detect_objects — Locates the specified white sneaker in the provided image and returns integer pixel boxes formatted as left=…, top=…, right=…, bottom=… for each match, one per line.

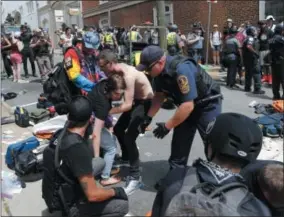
left=13, top=79, right=18, bottom=83
left=123, top=176, right=142, bottom=196
left=17, top=79, right=29, bottom=83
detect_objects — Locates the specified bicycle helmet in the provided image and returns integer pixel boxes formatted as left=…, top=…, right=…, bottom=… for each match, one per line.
left=205, top=113, right=262, bottom=163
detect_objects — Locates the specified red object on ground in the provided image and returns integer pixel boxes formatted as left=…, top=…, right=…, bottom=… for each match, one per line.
left=268, top=74, right=272, bottom=85
left=48, top=106, right=56, bottom=113
left=261, top=75, right=269, bottom=82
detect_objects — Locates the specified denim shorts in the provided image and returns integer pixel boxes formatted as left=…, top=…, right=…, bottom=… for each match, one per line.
left=212, top=45, right=221, bottom=51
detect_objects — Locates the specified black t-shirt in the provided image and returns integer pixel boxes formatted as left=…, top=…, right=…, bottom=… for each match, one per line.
left=60, top=130, right=93, bottom=200
left=241, top=160, right=284, bottom=216
left=88, top=80, right=112, bottom=121
left=258, top=28, right=273, bottom=51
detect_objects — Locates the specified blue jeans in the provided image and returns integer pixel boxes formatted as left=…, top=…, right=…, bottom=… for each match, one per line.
left=100, top=128, right=117, bottom=179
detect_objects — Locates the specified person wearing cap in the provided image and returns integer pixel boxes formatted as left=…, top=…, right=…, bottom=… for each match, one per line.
left=186, top=23, right=204, bottom=62
left=102, top=27, right=118, bottom=52
left=63, top=30, right=102, bottom=93
left=98, top=49, right=153, bottom=195
left=266, top=15, right=276, bottom=32
left=210, top=24, right=222, bottom=66
left=222, top=26, right=243, bottom=88
left=269, top=23, right=284, bottom=100
left=166, top=24, right=184, bottom=56
left=30, top=31, right=52, bottom=83
left=50, top=96, right=129, bottom=217
left=137, top=46, right=222, bottom=184
left=151, top=113, right=270, bottom=217
left=243, top=26, right=265, bottom=94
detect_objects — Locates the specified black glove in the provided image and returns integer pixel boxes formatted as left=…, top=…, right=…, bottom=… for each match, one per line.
left=138, top=115, right=152, bottom=134
left=113, top=187, right=128, bottom=200
left=153, top=122, right=170, bottom=139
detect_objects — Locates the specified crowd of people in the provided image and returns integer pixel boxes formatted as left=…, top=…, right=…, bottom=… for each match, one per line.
left=1, top=23, right=54, bottom=83
left=1, top=15, right=284, bottom=217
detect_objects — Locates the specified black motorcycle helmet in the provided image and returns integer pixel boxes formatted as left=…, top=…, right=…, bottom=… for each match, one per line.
left=229, top=25, right=238, bottom=35
left=205, top=113, right=262, bottom=164
left=246, top=26, right=257, bottom=37
left=274, top=23, right=284, bottom=35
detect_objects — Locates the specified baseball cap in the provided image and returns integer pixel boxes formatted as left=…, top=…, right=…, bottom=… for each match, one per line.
left=266, top=15, right=275, bottom=21
left=83, top=31, right=100, bottom=49
left=136, top=45, right=164, bottom=71
left=68, top=96, right=93, bottom=122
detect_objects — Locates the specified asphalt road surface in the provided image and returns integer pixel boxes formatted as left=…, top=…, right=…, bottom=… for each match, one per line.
left=1, top=62, right=274, bottom=216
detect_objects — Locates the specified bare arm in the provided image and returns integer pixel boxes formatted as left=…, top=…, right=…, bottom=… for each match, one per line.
left=109, top=76, right=134, bottom=114
left=2, top=37, right=11, bottom=49
left=79, top=174, right=115, bottom=202
left=165, top=101, right=194, bottom=129
left=147, top=92, right=165, bottom=118
left=92, top=118, right=105, bottom=158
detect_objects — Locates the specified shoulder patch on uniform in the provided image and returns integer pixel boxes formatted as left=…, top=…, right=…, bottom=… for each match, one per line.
left=64, top=56, right=73, bottom=69
left=177, top=75, right=190, bottom=94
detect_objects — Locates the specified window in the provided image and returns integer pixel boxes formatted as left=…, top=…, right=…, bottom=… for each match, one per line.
left=153, top=3, right=173, bottom=26
left=99, top=17, right=109, bottom=28
left=26, top=1, right=34, bottom=14
left=19, top=6, right=23, bottom=15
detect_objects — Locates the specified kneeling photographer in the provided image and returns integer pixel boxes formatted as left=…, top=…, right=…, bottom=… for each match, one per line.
left=42, top=96, right=128, bottom=217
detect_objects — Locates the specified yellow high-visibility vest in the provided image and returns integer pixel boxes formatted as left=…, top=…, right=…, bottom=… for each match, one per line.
left=130, top=31, right=138, bottom=41
left=167, top=32, right=176, bottom=46
left=104, top=33, right=113, bottom=45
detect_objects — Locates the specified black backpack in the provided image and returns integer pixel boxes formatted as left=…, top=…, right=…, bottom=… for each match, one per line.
left=42, top=123, right=79, bottom=217
left=153, top=167, right=271, bottom=217
left=43, top=47, right=81, bottom=115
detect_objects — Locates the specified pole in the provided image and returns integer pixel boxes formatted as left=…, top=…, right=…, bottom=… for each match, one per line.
left=205, top=1, right=212, bottom=65
left=156, top=0, right=167, bottom=50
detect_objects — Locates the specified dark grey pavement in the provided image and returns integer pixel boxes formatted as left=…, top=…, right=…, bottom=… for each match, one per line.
left=1, top=66, right=275, bottom=216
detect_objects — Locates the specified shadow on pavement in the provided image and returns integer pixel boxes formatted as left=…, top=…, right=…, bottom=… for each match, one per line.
left=21, top=172, right=43, bottom=182
left=245, top=92, right=272, bottom=100
left=42, top=208, right=61, bottom=216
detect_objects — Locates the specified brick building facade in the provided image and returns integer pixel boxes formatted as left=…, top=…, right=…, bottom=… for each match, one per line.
left=82, top=0, right=260, bottom=34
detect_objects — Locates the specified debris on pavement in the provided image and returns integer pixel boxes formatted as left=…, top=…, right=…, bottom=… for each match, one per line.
left=1, top=170, right=23, bottom=199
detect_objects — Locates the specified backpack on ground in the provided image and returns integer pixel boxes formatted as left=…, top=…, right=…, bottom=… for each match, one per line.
left=14, top=107, right=30, bottom=128
left=254, top=113, right=283, bottom=138
left=42, top=124, right=79, bottom=217
left=5, top=136, right=40, bottom=169
left=43, top=47, right=81, bottom=115
left=157, top=167, right=269, bottom=216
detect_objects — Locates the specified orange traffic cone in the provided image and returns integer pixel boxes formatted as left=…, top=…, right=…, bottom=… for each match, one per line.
left=268, top=74, right=272, bottom=85
left=261, top=75, right=268, bottom=83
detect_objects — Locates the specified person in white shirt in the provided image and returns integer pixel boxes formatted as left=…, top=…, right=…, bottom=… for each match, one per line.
left=210, top=24, right=222, bottom=66
left=266, top=15, right=276, bottom=32
left=59, top=27, right=74, bottom=52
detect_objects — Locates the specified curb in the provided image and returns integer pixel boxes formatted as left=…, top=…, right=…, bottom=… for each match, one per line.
left=1, top=101, right=14, bottom=115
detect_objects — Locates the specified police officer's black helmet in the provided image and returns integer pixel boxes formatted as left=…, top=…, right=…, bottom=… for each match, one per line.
left=108, top=26, right=114, bottom=32
left=68, top=96, right=93, bottom=123
left=246, top=26, right=256, bottom=36
left=205, top=113, right=262, bottom=164
left=274, top=23, right=284, bottom=35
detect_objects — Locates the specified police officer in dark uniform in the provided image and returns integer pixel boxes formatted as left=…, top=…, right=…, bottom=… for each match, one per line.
left=136, top=45, right=222, bottom=172
left=243, top=27, right=265, bottom=94
left=269, top=23, right=284, bottom=100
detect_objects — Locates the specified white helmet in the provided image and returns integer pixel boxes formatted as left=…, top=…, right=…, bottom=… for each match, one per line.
left=266, top=15, right=275, bottom=21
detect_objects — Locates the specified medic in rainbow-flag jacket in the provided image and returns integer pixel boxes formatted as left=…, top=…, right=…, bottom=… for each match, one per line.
left=63, top=31, right=114, bottom=128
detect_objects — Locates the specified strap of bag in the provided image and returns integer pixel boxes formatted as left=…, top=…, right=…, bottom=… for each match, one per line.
left=54, top=121, right=74, bottom=185
left=208, top=182, right=248, bottom=198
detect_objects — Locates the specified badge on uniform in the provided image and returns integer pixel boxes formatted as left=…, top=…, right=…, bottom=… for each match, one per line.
left=177, top=75, right=190, bottom=94
left=64, top=57, right=73, bottom=69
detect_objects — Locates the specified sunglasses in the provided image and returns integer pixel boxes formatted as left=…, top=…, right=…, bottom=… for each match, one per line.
left=146, top=59, right=160, bottom=72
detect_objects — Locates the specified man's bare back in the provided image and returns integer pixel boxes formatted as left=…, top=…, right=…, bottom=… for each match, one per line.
left=119, top=63, right=154, bottom=100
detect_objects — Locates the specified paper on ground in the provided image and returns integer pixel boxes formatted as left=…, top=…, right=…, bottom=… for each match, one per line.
left=1, top=171, right=23, bottom=199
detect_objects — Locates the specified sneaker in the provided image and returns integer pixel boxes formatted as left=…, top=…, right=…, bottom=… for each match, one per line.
left=123, top=176, right=142, bottom=195
left=113, top=158, right=130, bottom=168
left=253, top=90, right=265, bottom=95
left=13, top=79, right=18, bottom=83
left=18, top=79, right=29, bottom=83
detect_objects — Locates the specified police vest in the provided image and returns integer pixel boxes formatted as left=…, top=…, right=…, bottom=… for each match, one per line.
left=130, top=31, right=138, bottom=41
left=167, top=56, right=220, bottom=103
left=104, top=33, right=113, bottom=45
left=167, top=32, right=177, bottom=46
